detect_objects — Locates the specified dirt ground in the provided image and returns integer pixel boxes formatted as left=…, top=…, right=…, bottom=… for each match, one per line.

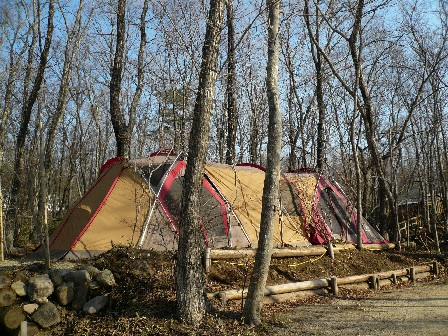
left=1, top=247, right=447, bottom=335
left=268, top=278, right=448, bottom=336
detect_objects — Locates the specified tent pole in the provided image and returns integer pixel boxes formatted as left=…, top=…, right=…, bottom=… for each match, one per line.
left=137, top=152, right=183, bottom=248
left=204, top=173, right=252, bottom=247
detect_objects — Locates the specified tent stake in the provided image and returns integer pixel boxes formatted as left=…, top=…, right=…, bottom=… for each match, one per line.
left=327, top=243, right=335, bottom=260
left=204, top=247, right=211, bottom=273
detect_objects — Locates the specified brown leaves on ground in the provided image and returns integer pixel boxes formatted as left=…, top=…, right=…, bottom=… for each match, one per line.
left=19, top=246, right=447, bottom=335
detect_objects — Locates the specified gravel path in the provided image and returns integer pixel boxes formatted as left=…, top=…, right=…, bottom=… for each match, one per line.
left=270, top=279, right=448, bottom=336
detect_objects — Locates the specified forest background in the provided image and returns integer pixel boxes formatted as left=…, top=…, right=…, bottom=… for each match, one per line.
left=0, top=0, right=447, bottom=253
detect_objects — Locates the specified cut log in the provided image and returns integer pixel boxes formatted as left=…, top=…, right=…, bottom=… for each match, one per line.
left=392, top=273, right=397, bottom=284
left=0, top=288, right=17, bottom=307
left=0, top=305, right=26, bottom=331
left=209, top=243, right=395, bottom=260
left=368, top=275, right=379, bottom=290
left=16, top=321, right=40, bottom=336
left=215, top=278, right=330, bottom=300
left=340, top=282, right=370, bottom=291
left=264, top=278, right=330, bottom=296
left=376, top=269, right=408, bottom=280
left=327, top=243, right=335, bottom=260
left=271, top=247, right=329, bottom=257
left=204, top=248, right=211, bottom=273
left=210, top=249, right=255, bottom=259
left=364, top=243, right=396, bottom=250
left=337, top=274, right=371, bottom=285
left=210, top=246, right=329, bottom=259
left=414, top=271, right=431, bottom=280
left=432, top=261, right=439, bottom=275
left=333, top=244, right=357, bottom=251
left=378, top=278, right=393, bottom=288
left=263, top=288, right=328, bottom=304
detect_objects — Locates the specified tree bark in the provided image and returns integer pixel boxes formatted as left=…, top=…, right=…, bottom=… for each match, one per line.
left=7, top=0, right=55, bottom=249
left=225, top=0, right=237, bottom=164
left=243, top=0, right=282, bottom=326
left=110, top=0, right=130, bottom=159
left=175, top=0, right=225, bottom=326
left=304, top=0, right=326, bottom=170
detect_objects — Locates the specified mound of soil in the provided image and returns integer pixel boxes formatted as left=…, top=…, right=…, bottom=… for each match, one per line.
left=1, top=246, right=446, bottom=335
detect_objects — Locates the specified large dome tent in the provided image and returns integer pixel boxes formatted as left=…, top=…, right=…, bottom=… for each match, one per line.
left=40, top=151, right=387, bottom=260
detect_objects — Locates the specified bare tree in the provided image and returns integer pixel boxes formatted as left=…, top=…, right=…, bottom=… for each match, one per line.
left=243, top=0, right=282, bottom=326
left=175, top=0, right=225, bottom=326
left=225, top=0, right=237, bottom=164
left=303, top=0, right=327, bottom=170
left=7, top=0, right=55, bottom=249
left=110, top=0, right=130, bottom=159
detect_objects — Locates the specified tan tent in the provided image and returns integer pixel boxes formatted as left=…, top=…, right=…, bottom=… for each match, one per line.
left=44, top=152, right=387, bottom=259
left=46, top=158, right=155, bottom=259
left=204, top=163, right=309, bottom=247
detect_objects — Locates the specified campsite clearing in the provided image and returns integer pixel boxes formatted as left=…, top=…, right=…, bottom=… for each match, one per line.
left=267, top=278, right=448, bottom=336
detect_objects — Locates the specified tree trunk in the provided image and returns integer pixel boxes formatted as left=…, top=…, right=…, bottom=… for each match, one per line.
left=127, top=0, right=148, bottom=155
left=243, top=0, right=282, bottom=326
left=350, top=57, right=363, bottom=249
left=175, top=0, right=225, bottom=326
left=7, top=0, right=55, bottom=249
left=37, top=0, right=86, bottom=262
left=312, top=3, right=326, bottom=170
left=38, top=122, right=50, bottom=269
left=110, top=0, right=130, bottom=159
left=225, top=0, right=237, bottom=165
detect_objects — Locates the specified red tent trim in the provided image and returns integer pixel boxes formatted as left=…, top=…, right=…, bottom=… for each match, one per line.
left=100, top=157, right=123, bottom=173
left=70, top=166, right=125, bottom=249
left=50, top=160, right=118, bottom=246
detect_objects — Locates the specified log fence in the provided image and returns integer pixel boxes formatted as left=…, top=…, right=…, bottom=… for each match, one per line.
left=208, top=263, right=438, bottom=304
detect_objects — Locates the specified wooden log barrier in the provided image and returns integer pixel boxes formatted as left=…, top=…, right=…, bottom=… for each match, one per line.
left=263, top=288, right=329, bottom=304
left=378, top=278, right=393, bottom=288
left=363, top=243, right=396, bottom=250
left=340, top=282, right=370, bottom=291
left=214, top=278, right=331, bottom=301
left=413, top=271, right=431, bottom=281
left=209, top=264, right=433, bottom=303
left=210, top=243, right=395, bottom=260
